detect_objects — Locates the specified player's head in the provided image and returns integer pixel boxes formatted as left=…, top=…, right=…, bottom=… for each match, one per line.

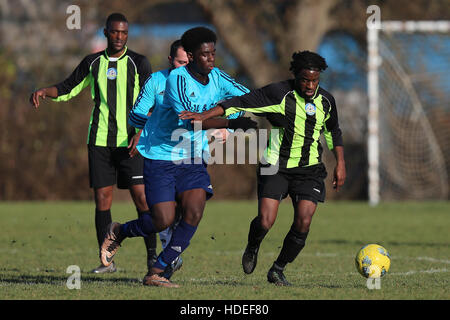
left=181, top=27, right=217, bottom=75
left=104, top=13, right=129, bottom=53
left=168, top=39, right=188, bottom=69
left=290, top=51, right=328, bottom=98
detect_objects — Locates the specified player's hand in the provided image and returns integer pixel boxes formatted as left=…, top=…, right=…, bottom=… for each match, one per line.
left=227, top=117, right=258, bottom=131
left=179, top=111, right=204, bottom=122
left=128, top=130, right=142, bottom=157
left=332, top=162, right=346, bottom=191
left=29, top=89, right=47, bottom=108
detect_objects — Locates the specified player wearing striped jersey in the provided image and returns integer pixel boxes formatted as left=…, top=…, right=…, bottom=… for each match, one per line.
left=29, top=13, right=157, bottom=274
left=99, top=27, right=257, bottom=288
left=180, top=51, right=347, bottom=286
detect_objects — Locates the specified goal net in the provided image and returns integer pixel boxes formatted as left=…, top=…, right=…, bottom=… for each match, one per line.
left=367, top=21, right=450, bottom=204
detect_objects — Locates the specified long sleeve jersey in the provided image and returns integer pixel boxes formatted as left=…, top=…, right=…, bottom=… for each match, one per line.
left=221, top=79, right=343, bottom=173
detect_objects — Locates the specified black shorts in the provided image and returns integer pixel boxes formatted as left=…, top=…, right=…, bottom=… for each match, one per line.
left=257, top=163, right=327, bottom=204
left=88, top=145, right=144, bottom=189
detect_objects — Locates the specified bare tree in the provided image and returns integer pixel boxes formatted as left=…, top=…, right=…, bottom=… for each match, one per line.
left=195, top=0, right=339, bottom=86
left=195, top=0, right=449, bottom=87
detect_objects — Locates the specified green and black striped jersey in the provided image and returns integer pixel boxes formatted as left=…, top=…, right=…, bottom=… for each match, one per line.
left=221, top=79, right=343, bottom=173
left=52, top=47, right=151, bottom=147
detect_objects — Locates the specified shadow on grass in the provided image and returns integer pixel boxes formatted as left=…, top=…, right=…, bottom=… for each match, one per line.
left=1, top=273, right=367, bottom=291
left=0, top=271, right=250, bottom=287
left=0, top=273, right=141, bottom=286
left=189, top=279, right=247, bottom=287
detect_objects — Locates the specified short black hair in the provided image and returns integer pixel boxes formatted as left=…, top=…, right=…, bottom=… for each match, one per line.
left=289, top=51, right=328, bottom=76
left=169, top=39, right=183, bottom=58
left=181, top=27, right=217, bottom=53
left=106, top=13, right=128, bottom=29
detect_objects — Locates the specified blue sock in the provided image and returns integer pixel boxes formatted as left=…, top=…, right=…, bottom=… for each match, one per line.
left=153, top=220, right=197, bottom=270
left=120, top=211, right=156, bottom=238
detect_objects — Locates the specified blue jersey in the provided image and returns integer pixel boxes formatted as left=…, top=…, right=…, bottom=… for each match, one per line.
left=129, top=68, right=170, bottom=128
left=130, top=66, right=248, bottom=161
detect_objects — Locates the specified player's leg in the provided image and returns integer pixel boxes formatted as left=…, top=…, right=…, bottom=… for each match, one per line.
left=129, top=184, right=158, bottom=270
left=268, top=169, right=326, bottom=286
left=88, top=145, right=117, bottom=273
left=143, top=161, right=212, bottom=287
left=242, top=168, right=288, bottom=274
left=151, top=188, right=205, bottom=273
left=99, top=201, right=176, bottom=269
left=120, top=201, right=176, bottom=238
left=94, top=186, right=114, bottom=247
left=158, top=202, right=182, bottom=249
left=101, top=201, right=175, bottom=256
left=93, top=186, right=115, bottom=271
left=242, top=198, right=280, bottom=274
left=268, top=199, right=317, bottom=286
left=159, top=204, right=184, bottom=279
left=119, top=151, right=161, bottom=271
left=277, top=198, right=317, bottom=268
left=143, top=188, right=205, bottom=288
left=99, top=159, right=177, bottom=269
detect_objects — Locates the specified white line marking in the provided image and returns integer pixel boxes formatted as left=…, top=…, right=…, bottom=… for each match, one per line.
left=416, top=257, right=450, bottom=264
left=389, top=268, right=448, bottom=276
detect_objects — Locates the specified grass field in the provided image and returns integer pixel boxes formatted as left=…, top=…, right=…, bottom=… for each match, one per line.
left=0, top=200, right=449, bottom=301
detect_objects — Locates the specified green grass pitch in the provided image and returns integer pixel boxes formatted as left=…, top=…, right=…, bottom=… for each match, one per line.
left=0, top=200, right=448, bottom=300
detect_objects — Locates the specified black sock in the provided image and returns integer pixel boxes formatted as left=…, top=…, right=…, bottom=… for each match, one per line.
left=248, top=216, right=269, bottom=248
left=95, top=209, right=112, bottom=248
left=137, top=210, right=157, bottom=262
left=275, top=226, right=309, bottom=269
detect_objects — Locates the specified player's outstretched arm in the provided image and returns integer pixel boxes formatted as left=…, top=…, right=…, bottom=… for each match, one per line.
left=29, top=86, right=58, bottom=109
left=179, top=105, right=256, bottom=131
left=199, top=117, right=257, bottom=131
left=179, top=105, right=225, bottom=122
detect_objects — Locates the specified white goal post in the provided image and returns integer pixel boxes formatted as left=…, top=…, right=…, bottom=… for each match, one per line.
left=367, top=20, right=450, bottom=206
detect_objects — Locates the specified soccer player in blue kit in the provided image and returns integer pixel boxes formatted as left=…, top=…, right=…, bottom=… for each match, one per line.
left=128, top=39, right=188, bottom=278
left=100, top=27, right=257, bottom=287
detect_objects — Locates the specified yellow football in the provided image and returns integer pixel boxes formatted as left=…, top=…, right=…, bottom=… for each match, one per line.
left=355, top=244, right=391, bottom=278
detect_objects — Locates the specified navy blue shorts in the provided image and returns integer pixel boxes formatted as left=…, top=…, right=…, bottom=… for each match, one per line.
left=143, top=159, right=213, bottom=207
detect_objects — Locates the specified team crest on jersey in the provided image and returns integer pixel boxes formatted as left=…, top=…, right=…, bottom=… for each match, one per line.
left=305, top=103, right=316, bottom=116
left=106, top=67, right=117, bottom=80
